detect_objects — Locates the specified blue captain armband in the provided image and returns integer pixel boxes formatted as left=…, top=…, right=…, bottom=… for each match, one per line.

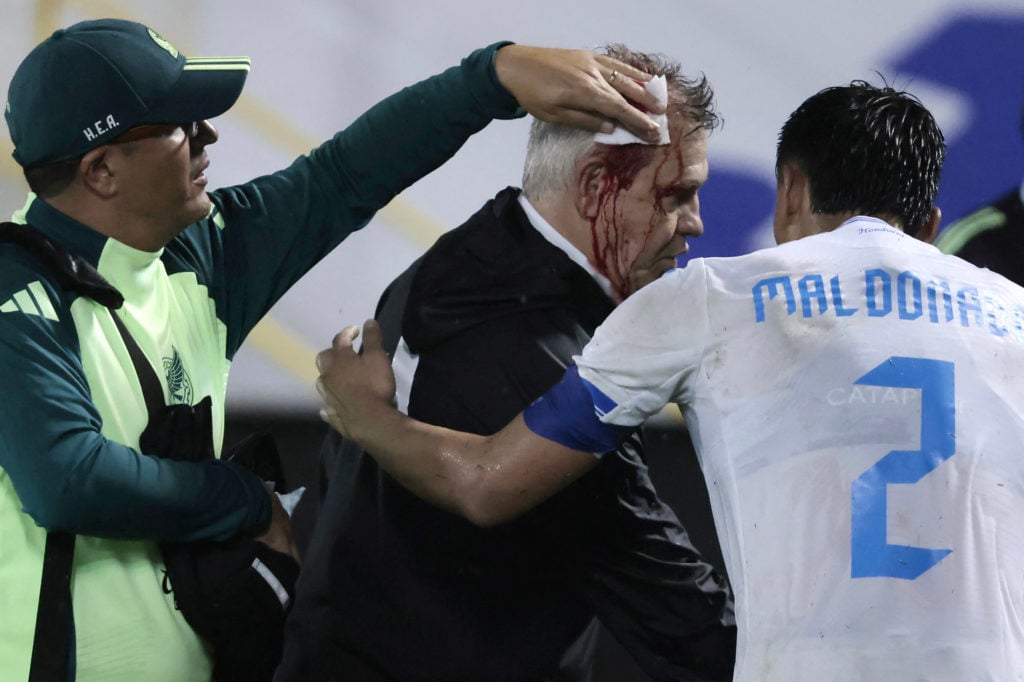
left=522, top=365, right=633, bottom=457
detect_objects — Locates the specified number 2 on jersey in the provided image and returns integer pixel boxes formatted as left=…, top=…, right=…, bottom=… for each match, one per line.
left=850, top=356, right=955, bottom=580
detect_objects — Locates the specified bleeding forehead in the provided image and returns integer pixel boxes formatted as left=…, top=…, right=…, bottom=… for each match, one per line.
left=669, top=117, right=707, bottom=159
left=653, top=122, right=707, bottom=180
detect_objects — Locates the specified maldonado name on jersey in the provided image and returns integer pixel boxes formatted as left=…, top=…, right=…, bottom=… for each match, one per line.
left=753, top=267, right=1024, bottom=343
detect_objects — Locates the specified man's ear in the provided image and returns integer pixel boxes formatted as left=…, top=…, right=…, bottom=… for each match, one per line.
left=77, top=146, right=117, bottom=199
left=918, top=206, right=942, bottom=244
left=777, top=162, right=811, bottom=221
left=574, top=158, right=606, bottom=220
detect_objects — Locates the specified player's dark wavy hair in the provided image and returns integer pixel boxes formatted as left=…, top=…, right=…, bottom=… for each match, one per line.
left=776, top=81, right=946, bottom=238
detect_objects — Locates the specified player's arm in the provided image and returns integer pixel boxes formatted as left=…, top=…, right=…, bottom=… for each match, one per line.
left=317, top=269, right=703, bottom=525
left=316, top=321, right=614, bottom=527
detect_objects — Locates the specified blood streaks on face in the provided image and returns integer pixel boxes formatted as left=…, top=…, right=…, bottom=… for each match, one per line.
left=591, top=140, right=687, bottom=300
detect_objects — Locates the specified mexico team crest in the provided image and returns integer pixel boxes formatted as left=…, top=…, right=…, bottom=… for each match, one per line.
left=147, top=28, right=179, bottom=59
left=163, top=347, right=193, bottom=405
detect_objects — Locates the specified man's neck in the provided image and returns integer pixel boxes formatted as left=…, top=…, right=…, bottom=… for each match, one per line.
left=521, top=192, right=594, bottom=260
left=814, top=211, right=903, bottom=234
left=44, top=193, right=167, bottom=252
left=517, top=192, right=615, bottom=301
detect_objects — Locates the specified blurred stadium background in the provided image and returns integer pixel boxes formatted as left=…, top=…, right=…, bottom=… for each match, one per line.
left=3, top=1, right=1022, bottom=677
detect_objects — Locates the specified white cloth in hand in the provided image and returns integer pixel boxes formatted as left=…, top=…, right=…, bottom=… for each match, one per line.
left=593, top=75, right=670, bottom=145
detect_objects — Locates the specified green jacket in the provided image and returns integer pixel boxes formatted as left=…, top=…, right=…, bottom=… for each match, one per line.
left=0, top=43, right=521, bottom=681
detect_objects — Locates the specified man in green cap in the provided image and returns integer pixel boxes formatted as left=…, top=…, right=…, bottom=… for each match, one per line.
left=0, top=17, right=664, bottom=681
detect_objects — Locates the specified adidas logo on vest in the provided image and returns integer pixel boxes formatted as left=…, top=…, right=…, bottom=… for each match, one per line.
left=0, top=280, right=58, bottom=321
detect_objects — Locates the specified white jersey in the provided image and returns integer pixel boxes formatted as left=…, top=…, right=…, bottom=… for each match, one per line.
left=576, top=217, right=1024, bottom=681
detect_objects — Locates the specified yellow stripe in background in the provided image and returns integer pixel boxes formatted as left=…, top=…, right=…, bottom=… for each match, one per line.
left=245, top=317, right=320, bottom=385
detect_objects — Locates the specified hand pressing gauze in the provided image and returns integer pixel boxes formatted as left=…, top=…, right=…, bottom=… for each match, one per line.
left=594, top=75, right=670, bottom=145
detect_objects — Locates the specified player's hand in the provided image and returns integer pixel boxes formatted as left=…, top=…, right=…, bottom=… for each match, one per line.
left=315, top=320, right=397, bottom=444
left=494, top=44, right=664, bottom=142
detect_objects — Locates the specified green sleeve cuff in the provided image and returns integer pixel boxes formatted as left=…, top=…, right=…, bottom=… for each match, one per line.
left=220, top=459, right=273, bottom=537
left=465, top=41, right=527, bottom=120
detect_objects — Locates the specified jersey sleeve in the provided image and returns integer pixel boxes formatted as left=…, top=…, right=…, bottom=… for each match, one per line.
left=524, top=263, right=711, bottom=451
left=206, top=43, right=523, bottom=354
left=0, top=257, right=269, bottom=542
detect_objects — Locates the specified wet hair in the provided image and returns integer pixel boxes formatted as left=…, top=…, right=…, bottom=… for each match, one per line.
left=776, top=80, right=946, bottom=237
left=521, top=44, right=720, bottom=202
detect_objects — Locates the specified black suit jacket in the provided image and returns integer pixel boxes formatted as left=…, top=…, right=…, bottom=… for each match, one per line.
left=278, top=188, right=735, bottom=682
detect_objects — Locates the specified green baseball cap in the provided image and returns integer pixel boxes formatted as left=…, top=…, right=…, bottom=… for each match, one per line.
left=5, top=18, right=251, bottom=167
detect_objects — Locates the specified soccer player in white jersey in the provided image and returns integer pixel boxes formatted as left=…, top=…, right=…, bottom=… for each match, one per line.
left=316, top=82, right=1024, bottom=681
